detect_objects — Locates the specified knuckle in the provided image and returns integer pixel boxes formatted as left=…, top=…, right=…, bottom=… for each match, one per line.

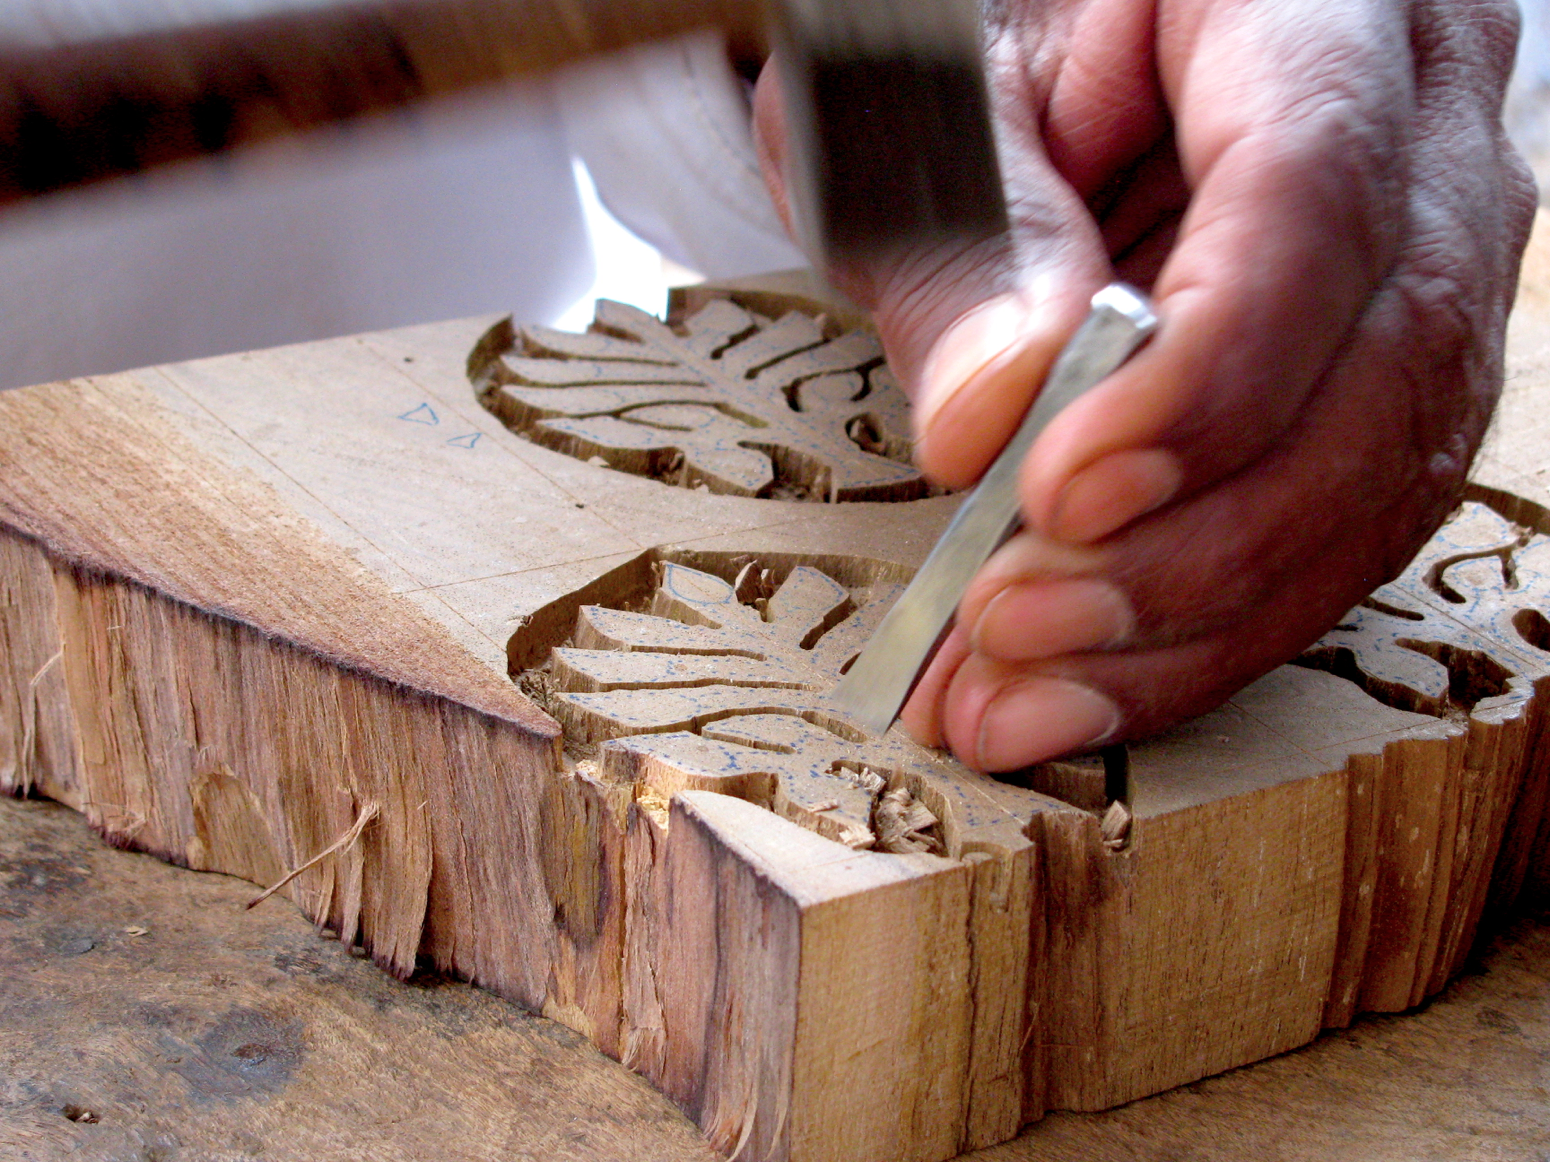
left=1245, top=81, right=1411, bottom=268
left=1412, top=0, right=1522, bottom=95
left=1389, top=263, right=1498, bottom=450
left=1468, top=0, right=1523, bottom=76
left=1501, top=145, right=1542, bottom=243
left=1392, top=239, right=1481, bottom=357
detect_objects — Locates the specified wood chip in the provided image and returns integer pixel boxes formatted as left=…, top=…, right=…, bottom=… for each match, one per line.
left=1101, top=800, right=1133, bottom=851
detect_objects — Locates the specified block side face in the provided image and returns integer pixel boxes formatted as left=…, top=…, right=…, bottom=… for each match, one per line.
left=789, top=860, right=975, bottom=1162
left=1040, top=773, right=1346, bottom=1111
left=1104, top=776, right=1346, bottom=1103
left=1036, top=690, right=1546, bottom=1113
left=0, top=526, right=81, bottom=804
left=17, top=543, right=624, bottom=1036
left=1347, top=713, right=1536, bottom=1014
left=961, top=846, right=1037, bottom=1149
left=649, top=793, right=803, bottom=1162
left=1485, top=674, right=1550, bottom=919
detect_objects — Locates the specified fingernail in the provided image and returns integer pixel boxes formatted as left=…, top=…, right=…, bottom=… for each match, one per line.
left=975, top=678, right=1120, bottom=771
left=971, top=578, right=1134, bottom=661
left=1048, top=448, right=1182, bottom=544
left=916, top=294, right=1036, bottom=439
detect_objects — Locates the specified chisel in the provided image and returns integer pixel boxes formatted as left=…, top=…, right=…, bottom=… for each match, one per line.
left=830, top=284, right=1159, bottom=737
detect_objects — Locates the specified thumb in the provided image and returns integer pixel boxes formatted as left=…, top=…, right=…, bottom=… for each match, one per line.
left=752, top=55, right=1112, bottom=489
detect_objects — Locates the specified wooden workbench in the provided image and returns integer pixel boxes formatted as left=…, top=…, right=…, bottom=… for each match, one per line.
left=3, top=211, right=1550, bottom=1161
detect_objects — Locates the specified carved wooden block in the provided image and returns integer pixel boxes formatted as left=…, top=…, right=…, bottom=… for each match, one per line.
left=474, top=297, right=920, bottom=501
left=2, top=233, right=1548, bottom=1161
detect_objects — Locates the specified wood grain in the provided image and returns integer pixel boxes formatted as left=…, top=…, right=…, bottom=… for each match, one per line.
left=8, top=792, right=1542, bottom=1161
left=2, top=212, right=1549, bottom=1160
left=0, top=795, right=726, bottom=1162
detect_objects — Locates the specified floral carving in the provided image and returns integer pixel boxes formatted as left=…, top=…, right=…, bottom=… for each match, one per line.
left=472, top=296, right=924, bottom=502
left=516, top=551, right=1047, bottom=856
left=1300, top=491, right=1550, bottom=717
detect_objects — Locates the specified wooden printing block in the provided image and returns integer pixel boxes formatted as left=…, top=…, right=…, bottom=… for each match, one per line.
left=2, top=233, right=1549, bottom=1160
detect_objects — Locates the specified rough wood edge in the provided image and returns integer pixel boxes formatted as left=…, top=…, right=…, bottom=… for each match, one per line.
left=0, top=374, right=554, bottom=733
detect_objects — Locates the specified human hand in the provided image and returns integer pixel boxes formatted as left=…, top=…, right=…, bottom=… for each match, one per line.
left=753, top=0, right=1538, bottom=771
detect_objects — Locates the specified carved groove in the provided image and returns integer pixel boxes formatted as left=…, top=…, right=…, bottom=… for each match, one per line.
left=470, top=292, right=927, bottom=502
left=509, top=548, right=1059, bottom=858
left=1299, top=487, right=1550, bottom=717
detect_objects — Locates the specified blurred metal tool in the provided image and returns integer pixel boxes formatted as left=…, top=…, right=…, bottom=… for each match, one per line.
left=0, top=0, right=1008, bottom=276
left=830, top=284, right=1159, bottom=738
left=770, top=0, right=1007, bottom=274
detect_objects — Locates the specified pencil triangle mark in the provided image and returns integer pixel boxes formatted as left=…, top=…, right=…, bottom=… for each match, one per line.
left=398, top=403, right=439, bottom=425
left=446, top=432, right=482, bottom=449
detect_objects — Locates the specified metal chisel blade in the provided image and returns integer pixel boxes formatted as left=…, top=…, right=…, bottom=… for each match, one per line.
left=830, top=283, right=1159, bottom=737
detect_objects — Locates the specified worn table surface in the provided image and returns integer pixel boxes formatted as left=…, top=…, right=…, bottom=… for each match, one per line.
left=1, top=794, right=1548, bottom=1162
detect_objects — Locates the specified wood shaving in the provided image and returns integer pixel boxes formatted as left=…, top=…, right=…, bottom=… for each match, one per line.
left=873, top=786, right=943, bottom=855
left=1101, top=800, right=1133, bottom=851
left=635, top=786, right=672, bottom=828
left=836, top=822, right=876, bottom=849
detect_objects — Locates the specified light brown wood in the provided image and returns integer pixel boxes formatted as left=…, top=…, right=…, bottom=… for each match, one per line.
left=2, top=212, right=1549, bottom=1161
left=474, top=296, right=922, bottom=500
left=0, top=794, right=727, bottom=1162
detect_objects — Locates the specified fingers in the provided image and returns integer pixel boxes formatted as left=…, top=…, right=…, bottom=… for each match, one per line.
left=919, top=0, right=1537, bottom=772
left=970, top=576, right=1133, bottom=660
left=898, top=623, right=970, bottom=750
left=750, top=64, right=795, bottom=240
left=922, top=338, right=1408, bottom=768
left=755, top=0, right=1535, bottom=775
left=1012, top=0, right=1422, bottom=548
left=900, top=620, right=1126, bottom=769
left=924, top=165, right=1532, bottom=772
left=943, top=662, right=1123, bottom=772
left=907, top=267, right=1105, bottom=489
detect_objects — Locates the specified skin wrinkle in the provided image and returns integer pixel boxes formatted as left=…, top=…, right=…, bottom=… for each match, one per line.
left=1049, top=231, right=1490, bottom=728
left=1414, top=0, right=1522, bottom=93
left=1382, top=21, right=1524, bottom=484
left=1050, top=411, right=1352, bottom=651
left=1170, top=65, right=1409, bottom=279
left=1181, top=44, right=1396, bottom=177
left=1212, top=297, right=1433, bottom=591
left=939, top=387, right=1418, bottom=739
left=1095, top=135, right=1187, bottom=262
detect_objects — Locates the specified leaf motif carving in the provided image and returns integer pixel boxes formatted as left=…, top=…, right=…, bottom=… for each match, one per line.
left=474, top=296, right=922, bottom=502
left=1300, top=494, right=1550, bottom=716
left=537, top=557, right=1045, bottom=855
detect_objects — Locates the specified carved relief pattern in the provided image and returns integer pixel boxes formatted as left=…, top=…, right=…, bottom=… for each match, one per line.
left=532, top=557, right=1044, bottom=856
left=475, top=297, right=924, bottom=501
left=1301, top=496, right=1550, bottom=716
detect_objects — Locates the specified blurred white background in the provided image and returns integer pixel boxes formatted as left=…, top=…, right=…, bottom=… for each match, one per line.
left=0, top=6, right=1543, bottom=392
